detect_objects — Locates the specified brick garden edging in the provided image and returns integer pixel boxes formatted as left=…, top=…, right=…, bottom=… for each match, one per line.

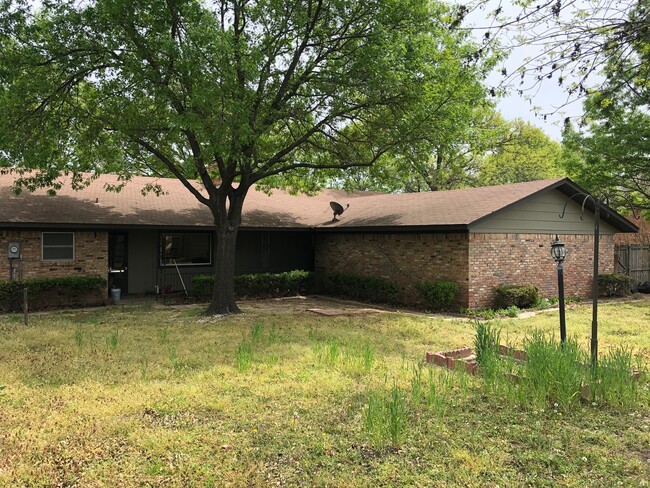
left=425, top=344, right=528, bottom=375
left=425, top=347, right=478, bottom=375
left=426, top=345, right=641, bottom=401
left=498, top=345, right=527, bottom=361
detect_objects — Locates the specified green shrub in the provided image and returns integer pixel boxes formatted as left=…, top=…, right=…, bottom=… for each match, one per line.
left=0, top=275, right=107, bottom=312
left=498, top=305, right=521, bottom=318
left=494, top=285, right=539, bottom=309
left=414, top=280, right=457, bottom=311
left=597, top=274, right=632, bottom=297
left=191, top=270, right=314, bottom=300
left=322, top=272, right=401, bottom=304
left=190, top=274, right=214, bottom=299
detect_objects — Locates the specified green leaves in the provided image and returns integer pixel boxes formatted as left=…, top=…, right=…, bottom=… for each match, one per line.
left=0, top=0, right=498, bottom=190
left=478, top=117, right=563, bottom=186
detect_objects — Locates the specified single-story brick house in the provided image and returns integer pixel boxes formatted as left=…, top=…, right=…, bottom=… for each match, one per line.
left=0, top=173, right=638, bottom=308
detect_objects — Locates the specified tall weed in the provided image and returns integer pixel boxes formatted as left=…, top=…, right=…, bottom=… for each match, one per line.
left=74, top=327, right=84, bottom=351
left=158, top=326, right=169, bottom=344
left=425, top=369, right=447, bottom=417
left=347, top=339, right=376, bottom=372
left=523, top=331, right=585, bottom=410
left=236, top=340, right=253, bottom=371
left=360, top=340, right=376, bottom=371
left=106, top=328, right=119, bottom=352
left=322, top=339, right=340, bottom=365
left=268, top=324, right=279, bottom=344
left=364, top=386, right=409, bottom=448
left=410, top=362, right=424, bottom=405
left=591, top=346, right=643, bottom=409
left=386, top=386, right=408, bottom=447
left=140, top=357, right=149, bottom=380
left=476, top=329, right=646, bottom=412
left=474, top=321, right=501, bottom=367
left=251, top=321, right=264, bottom=343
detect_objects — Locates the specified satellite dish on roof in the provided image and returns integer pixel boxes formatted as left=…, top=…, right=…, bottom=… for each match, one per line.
left=330, top=201, right=349, bottom=221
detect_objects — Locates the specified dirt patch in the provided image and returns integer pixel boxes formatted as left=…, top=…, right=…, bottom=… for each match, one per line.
left=307, top=307, right=384, bottom=317
left=239, top=295, right=393, bottom=315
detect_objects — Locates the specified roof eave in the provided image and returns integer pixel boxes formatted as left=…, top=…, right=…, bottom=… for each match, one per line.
left=312, top=224, right=469, bottom=233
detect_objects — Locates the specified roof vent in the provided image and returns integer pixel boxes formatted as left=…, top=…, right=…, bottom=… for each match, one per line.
left=330, top=201, right=349, bottom=221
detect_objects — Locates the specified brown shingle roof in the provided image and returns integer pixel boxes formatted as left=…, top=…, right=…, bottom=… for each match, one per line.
left=0, top=173, right=372, bottom=229
left=318, top=178, right=567, bottom=228
left=0, top=173, right=637, bottom=232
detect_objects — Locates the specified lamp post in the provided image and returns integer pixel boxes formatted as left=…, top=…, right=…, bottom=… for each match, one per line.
left=551, top=235, right=567, bottom=345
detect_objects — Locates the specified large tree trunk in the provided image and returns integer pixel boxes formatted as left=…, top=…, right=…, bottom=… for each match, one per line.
left=205, top=224, right=241, bottom=315
left=204, top=185, right=247, bottom=316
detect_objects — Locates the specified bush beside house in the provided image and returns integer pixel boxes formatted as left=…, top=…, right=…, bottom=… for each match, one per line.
left=598, top=274, right=632, bottom=297
left=0, top=276, right=107, bottom=312
left=494, top=285, right=540, bottom=309
left=414, top=280, right=458, bottom=311
left=191, top=270, right=314, bottom=300
left=322, top=272, right=401, bottom=304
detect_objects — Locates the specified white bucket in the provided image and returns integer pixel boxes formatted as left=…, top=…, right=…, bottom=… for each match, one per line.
left=110, top=288, right=121, bottom=302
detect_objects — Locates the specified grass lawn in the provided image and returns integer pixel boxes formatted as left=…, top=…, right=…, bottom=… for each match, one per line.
left=0, top=296, right=648, bottom=486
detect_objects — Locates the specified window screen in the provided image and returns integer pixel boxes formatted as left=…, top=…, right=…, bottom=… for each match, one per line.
left=162, top=233, right=212, bottom=266
left=42, top=232, right=74, bottom=261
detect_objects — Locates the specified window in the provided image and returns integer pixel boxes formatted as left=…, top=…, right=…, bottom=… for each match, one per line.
left=161, top=232, right=212, bottom=266
left=42, top=232, right=74, bottom=261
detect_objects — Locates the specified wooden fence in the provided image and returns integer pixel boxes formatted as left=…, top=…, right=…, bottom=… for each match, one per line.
left=615, top=244, right=650, bottom=284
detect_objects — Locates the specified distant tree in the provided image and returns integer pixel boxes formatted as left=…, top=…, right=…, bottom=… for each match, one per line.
left=332, top=106, right=501, bottom=193
left=478, top=117, right=562, bottom=186
left=0, top=0, right=494, bottom=314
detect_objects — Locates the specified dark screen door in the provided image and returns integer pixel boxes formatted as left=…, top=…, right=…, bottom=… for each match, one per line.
left=108, top=232, right=128, bottom=294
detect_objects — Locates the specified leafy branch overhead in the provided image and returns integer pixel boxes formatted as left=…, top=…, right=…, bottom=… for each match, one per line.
left=460, top=0, right=649, bottom=117
left=560, top=0, right=650, bottom=214
left=0, top=0, right=495, bottom=192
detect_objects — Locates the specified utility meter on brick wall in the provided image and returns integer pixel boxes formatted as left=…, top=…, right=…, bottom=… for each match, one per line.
left=8, top=242, right=20, bottom=259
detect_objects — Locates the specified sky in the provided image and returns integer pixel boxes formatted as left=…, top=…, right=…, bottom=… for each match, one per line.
left=488, top=67, right=587, bottom=141
left=487, top=55, right=586, bottom=141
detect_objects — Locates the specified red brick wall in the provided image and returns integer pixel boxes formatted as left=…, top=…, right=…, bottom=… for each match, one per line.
left=615, top=216, right=648, bottom=246
left=468, top=233, right=615, bottom=309
left=314, top=232, right=469, bottom=307
left=314, top=231, right=616, bottom=310
left=0, top=230, right=108, bottom=283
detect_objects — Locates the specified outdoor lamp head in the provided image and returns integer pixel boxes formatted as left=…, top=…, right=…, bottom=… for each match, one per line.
left=551, top=235, right=566, bottom=263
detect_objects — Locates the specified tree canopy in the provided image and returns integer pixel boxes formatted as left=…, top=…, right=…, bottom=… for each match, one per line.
left=0, top=0, right=495, bottom=313
left=329, top=105, right=498, bottom=193
left=478, top=116, right=562, bottom=186
left=333, top=110, right=563, bottom=192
